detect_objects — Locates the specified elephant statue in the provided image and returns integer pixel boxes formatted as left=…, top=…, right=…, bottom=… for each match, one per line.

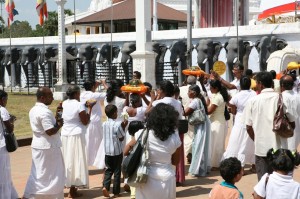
left=197, top=39, right=222, bottom=72
left=152, top=42, right=168, bottom=84
left=20, top=47, right=41, bottom=87
left=39, top=46, right=58, bottom=86
left=0, top=48, right=6, bottom=86
left=169, top=40, right=187, bottom=84
left=243, top=42, right=252, bottom=72
left=226, top=38, right=245, bottom=81
left=4, top=47, right=22, bottom=87
left=121, top=42, right=136, bottom=83
left=97, top=43, right=120, bottom=64
left=66, top=45, right=78, bottom=84
left=78, top=44, right=98, bottom=80
left=97, top=44, right=120, bottom=80
left=257, top=36, right=288, bottom=71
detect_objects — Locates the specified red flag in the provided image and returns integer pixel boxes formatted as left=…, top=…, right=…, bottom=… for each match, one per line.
left=5, top=0, right=18, bottom=27
left=36, top=0, right=48, bottom=26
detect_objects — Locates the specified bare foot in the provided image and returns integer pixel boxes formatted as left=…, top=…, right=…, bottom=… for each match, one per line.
left=102, top=187, right=110, bottom=198
left=113, top=194, right=121, bottom=198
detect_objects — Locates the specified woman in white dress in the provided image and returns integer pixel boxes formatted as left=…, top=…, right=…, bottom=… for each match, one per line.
left=80, top=79, right=107, bottom=167
left=0, top=91, right=18, bottom=199
left=126, top=103, right=181, bottom=199
left=222, top=76, right=256, bottom=167
left=123, top=93, right=146, bottom=123
left=183, top=85, right=211, bottom=176
left=61, top=85, right=95, bottom=197
left=207, top=79, right=229, bottom=169
left=104, top=79, right=127, bottom=122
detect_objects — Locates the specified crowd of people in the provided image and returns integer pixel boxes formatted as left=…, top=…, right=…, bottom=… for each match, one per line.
left=1, top=66, right=300, bottom=199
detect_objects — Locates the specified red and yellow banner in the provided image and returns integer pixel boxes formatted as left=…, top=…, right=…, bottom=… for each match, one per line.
left=36, top=0, right=48, bottom=26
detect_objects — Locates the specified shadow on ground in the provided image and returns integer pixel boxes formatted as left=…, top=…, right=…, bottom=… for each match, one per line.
left=176, top=186, right=211, bottom=198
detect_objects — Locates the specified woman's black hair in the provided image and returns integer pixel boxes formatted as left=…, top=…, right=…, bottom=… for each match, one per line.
left=209, top=79, right=229, bottom=102
left=189, top=84, right=208, bottom=114
left=240, top=76, right=251, bottom=90
left=159, top=80, right=175, bottom=97
left=174, top=85, right=180, bottom=95
left=220, top=157, right=242, bottom=183
left=66, top=85, right=80, bottom=99
left=83, top=80, right=95, bottom=91
left=130, top=93, right=141, bottom=107
left=128, top=121, right=144, bottom=136
left=267, top=148, right=300, bottom=173
left=106, top=79, right=124, bottom=103
left=0, top=90, right=8, bottom=99
left=143, top=82, right=152, bottom=91
left=146, top=103, right=178, bottom=141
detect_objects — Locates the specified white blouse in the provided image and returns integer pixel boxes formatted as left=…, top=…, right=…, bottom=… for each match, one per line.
left=61, top=99, right=87, bottom=136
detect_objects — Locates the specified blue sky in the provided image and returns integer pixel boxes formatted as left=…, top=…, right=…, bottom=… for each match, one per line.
left=2, top=0, right=90, bottom=28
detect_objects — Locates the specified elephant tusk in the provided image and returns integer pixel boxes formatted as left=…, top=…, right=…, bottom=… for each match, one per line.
left=25, top=60, right=29, bottom=65
left=233, top=57, right=238, bottom=63
left=126, top=59, right=130, bottom=64
left=103, top=59, right=107, bottom=64
left=7, top=61, right=11, bottom=65
left=202, top=58, right=208, bottom=64
left=176, top=58, right=180, bottom=63
left=82, top=61, right=86, bottom=65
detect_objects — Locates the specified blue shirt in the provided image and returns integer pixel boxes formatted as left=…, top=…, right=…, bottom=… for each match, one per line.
left=103, top=118, right=125, bottom=156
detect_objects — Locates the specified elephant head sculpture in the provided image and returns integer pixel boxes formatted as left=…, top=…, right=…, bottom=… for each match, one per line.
left=66, top=45, right=78, bottom=84
left=242, top=42, right=253, bottom=72
left=152, top=42, right=168, bottom=84
left=97, top=43, right=120, bottom=64
left=121, top=42, right=136, bottom=83
left=78, top=44, right=98, bottom=80
left=0, top=48, right=6, bottom=86
left=20, top=46, right=41, bottom=86
left=169, top=40, right=187, bottom=84
left=4, top=47, right=22, bottom=86
left=257, top=36, right=288, bottom=71
left=197, top=39, right=222, bottom=72
left=226, top=38, right=245, bottom=81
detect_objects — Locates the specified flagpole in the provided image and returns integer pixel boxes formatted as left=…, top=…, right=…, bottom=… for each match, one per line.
left=9, top=19, right=12, bottom=92
left=73, top=0, right=76, bottom=49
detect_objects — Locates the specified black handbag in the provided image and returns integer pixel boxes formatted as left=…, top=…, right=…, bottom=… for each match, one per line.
left=178, top=119, right=188, bottom=134
left=1, top=114, right=18, bottom=152
left=122, top=128, right=148, bottom=178
left=178, top=104, right=188, bottom=134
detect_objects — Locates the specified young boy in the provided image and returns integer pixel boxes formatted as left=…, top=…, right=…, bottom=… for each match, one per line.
left=102, top=104, right=128, bottom=198
left=209, top=157, right=244, bottom=199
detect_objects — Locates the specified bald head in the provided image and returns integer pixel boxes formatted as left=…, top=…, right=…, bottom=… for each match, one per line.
left=36, top=87, right=53, bottom=105
left=280, top=75, right=294, bottom=91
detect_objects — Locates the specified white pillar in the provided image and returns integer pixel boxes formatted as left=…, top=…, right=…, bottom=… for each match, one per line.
left=54, top=0, right=68, bottom=100
left=194, top=0, right=199, bottom=28
left=132, top=0, right=156, bottom=87
left=243, top=0, right=249, bottom=25
left=153, top=0, right=158, bottom=31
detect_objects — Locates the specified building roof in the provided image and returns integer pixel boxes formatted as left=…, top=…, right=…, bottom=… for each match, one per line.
left=75, top=0, right=188, bottom=25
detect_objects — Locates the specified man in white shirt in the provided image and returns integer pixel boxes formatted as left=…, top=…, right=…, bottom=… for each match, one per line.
left=211, top=63, right=243, bottom=97
left=23, top=87, right=65, bottom=199
left=244, top=72, right=295, bottom=180
left=280, top=75, right=300, bottom=152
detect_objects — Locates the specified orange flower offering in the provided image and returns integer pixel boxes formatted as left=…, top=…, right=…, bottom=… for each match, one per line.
left=121, top=79, right=148, bottom=94
left=182, top=66, right=206, bottom=76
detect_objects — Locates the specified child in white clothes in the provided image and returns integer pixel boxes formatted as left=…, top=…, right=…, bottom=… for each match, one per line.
left=253, top=148, right=300, bottom=199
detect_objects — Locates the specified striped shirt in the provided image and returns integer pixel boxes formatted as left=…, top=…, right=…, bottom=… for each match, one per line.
left=103, top=118, right=125, bottom=156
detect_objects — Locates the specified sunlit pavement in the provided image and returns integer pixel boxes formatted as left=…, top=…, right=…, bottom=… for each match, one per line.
left=10, top=145, right=300, bottom=199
